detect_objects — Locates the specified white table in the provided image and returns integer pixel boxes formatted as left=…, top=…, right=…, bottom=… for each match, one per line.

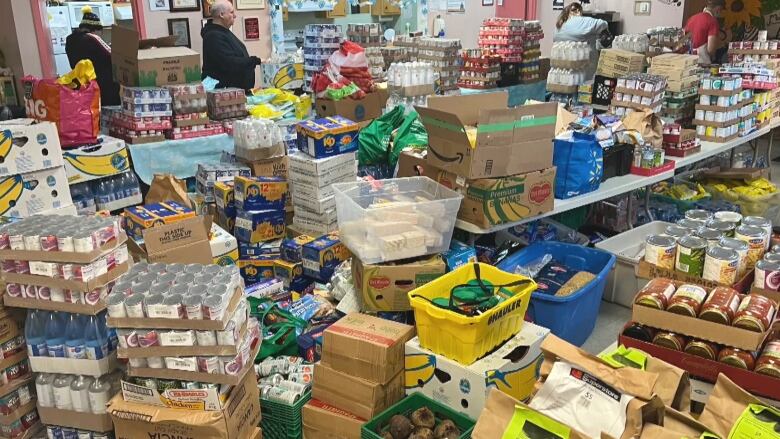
left=456, top=123, right=779, bottom=235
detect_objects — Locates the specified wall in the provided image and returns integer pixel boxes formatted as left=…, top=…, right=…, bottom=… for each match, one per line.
left=497, top=0, right=528, bottom=19
left=137, top=2, right=272, bottom=85
left=0, top=0, right=44, bottom=102
left=428, top=1, right=496, bottom=49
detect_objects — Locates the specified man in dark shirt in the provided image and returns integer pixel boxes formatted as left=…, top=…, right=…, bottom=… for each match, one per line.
left=65, top=6, right=120, bottom=105
left=201, top=0, right=262, bottom=91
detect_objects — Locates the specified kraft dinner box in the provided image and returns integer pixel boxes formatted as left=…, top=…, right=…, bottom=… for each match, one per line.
left=296, top=116, right=359, bottom=159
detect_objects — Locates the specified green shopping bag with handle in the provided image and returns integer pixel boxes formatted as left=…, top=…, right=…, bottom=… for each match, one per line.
left=249, top=296, right=308, bottom=362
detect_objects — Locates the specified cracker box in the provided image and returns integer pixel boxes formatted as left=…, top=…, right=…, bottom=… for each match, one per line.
left=0, top=166, right=72, bottom=218
left=234, top=209, right=286, bottom=243
left=233, top=175, right=288, bottom=211
left=296, top=116, right=360, bottom=159
left=123, top=201, right=196, bottom=240
left=0, top=121, right=64, bottom=177
left=210, top=223, right=239, bottom=266
left=273, top=259, right=304, bottom=288
left=405, top=321, right=550, bottom=419
left=442, top=240, right=477, bottom=271
left=238, top=254, right=277, bottom=286
left=239, top=239, right=282, bottom=258
left=281, top=235, right=317, bottom=262
left=301, top=233, right=350, bottom=281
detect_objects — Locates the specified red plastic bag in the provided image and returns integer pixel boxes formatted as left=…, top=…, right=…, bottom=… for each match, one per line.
left=329, top=41, right=369, bottom=70
left=22, top=76, right=100, bottom=148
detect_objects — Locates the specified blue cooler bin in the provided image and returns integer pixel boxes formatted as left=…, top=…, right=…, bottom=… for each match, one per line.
left=497, top=242, right=616, bottom=346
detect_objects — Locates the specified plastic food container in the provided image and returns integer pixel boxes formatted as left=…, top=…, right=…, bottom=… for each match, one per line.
left=361, top=393, right=475, bottom=439
left=333, top=177, right=463, bottom=264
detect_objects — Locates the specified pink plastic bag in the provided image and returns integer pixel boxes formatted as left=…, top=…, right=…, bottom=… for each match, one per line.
left=22, top=76, right=101, bottom=148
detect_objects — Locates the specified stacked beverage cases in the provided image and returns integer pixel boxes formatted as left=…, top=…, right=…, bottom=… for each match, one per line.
left=0, top=215, right=129, bottom=438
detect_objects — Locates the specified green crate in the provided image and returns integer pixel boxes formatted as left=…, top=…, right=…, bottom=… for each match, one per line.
left=262, top=420, right=302, bottom=439
left=361, top=393, right=475, bottom=439
left=261, top=390, right=311, bottom=422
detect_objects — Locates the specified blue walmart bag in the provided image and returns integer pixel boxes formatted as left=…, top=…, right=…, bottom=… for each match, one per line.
left=553, top=131, right=603, bottom=199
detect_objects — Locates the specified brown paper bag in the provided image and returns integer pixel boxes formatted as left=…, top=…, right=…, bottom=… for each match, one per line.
left=645, top=357, right=691, bottom=412
left=622, top=109, right=663, bottom=148
left=533, top=335, right=664, bottom=439
left=698, top=374, right=765, bottom=438
left=640, top=407, right=717, bottom=438
left=145, top=174, right=190, bottom=206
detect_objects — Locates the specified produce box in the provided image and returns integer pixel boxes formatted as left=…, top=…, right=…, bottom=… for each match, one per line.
left=0, top=121, right=64, bottom=177
left=312, top=362, right=404, bottom=421
left=111, top=26, right=201, bottom=87
left=0, top=166, right=71, bottom=218
left=302, top=399, right=365, bottom=439
left=352, top=255, right=446, bottom=312
left=315, top=90, right=388, bottom=122
left=361, top=393, right=475, bottom=439
left=210, top=222, right=238, bottom=266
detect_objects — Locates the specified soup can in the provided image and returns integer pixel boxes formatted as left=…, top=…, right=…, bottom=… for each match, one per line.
left=754, top=259, right=780, bottom=291
left=734, top=224, right=768, bottom=270
left=719, top=237, right=750, bottom=276
left=685, top=209, right=712, bottom=222
left=645, top=235, right=676, bottom=269
left=702, top=246, right=739, bottom=285
left=676, top=235, right=707, bottom=277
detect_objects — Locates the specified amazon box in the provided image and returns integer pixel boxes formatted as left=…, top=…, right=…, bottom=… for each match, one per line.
left=416, top=94, right=556, bottom=179
left=321, top=313, right=414, bottom=384
left=112, top=26, right=201, bottom=87
left=352, top=255, right=445, bottom=312
left=109, top=367, right=260, bottom=439
left=302, top=399, right=365, bottom=439
left=312, top=362, right=404, bottom=420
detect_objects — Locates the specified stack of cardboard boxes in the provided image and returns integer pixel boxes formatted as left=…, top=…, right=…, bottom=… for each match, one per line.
left=648, top=54, right=700, bottom=126
left=0, top=310, right=39, bottom=439
left=0, top=120, right=74, bottom=218
left=303, top=313, right=414, bottom=439
left=596, top=48, right=645, bottom=78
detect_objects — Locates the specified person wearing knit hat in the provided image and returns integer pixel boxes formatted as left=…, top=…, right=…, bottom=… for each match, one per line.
left=65, top=5, right=119, bottom=105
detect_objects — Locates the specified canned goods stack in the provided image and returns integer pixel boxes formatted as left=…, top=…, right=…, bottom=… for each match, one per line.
left=195, top=163, right=251, bottom=204
left=165, top=84, right=225, bottom=140
left=206, top=88, right=249, bottom=121
left=303, top=24, right=343, bottom=92
left=693, top=75, right=752, bottom=142
left=611, top=73, right=667, bottom=117
left=414, top=38, right=461, bottom=94
left=111, top=86, right=173, bottom=144
left=728, top=40, right=780, bottom=64
left=662, top=124, right=700, bottom=157
left=458, top=50, right=501, bottom=90
left=478, top=18, right=525, bottom=63
left=648, top=54, right=700, bottom=127
left=255, top=355, right=312, bottom=439
left=0, top=313, right=40, bottom=439
left=346, top=23, right=382, bottom=48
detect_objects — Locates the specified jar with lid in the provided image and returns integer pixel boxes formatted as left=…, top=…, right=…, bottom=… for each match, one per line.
left=718, top=347, right=757, bottom=370
left=684, top=338, right=720, bottom=360
left=653, top=331, right=688, bottom=351
left=635, top=278, right=676, bottom=309
left=667, top=284, right=708, bottom=317
left=733, top=294, right=776, bottom=333
left=755, top=339, right=780, bottom=377
left=699, top=287, right=742, bottom=325
left=622, top=323, right=656, bottom=343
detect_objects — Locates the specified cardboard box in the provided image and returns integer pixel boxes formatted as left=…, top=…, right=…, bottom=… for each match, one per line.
left=290, top=192, right=335, bottom=215
left=36, top=407, right=112, bottom=432
left=302, top=398, right=365, bottom=439
left=301, top=233, right=350, bottom=281
left=287, top=152, right=356, bottom=185
left=0, top=121, right=64, bottom=177
left=234, top=209, right=286, bottom=243
left=293, top=206, right=338, bottom=228
left=124, top=201, right=196, bottom=240
left=296, top=117, right=360, bottom=159
left=0, top=166, right=72, bottom=218
left=214, top=181, right=235, bottom=217
left=315, top=90, right=389, bottom=122
left=321, top=313, right=415, bottom=384
left=210, top=223, right=239, bottom=266
left=235, top=143, right=285, bottom=163
left=63, top=135, right=129, bottom=184
left=0, top=233, right=127, bottom=265
left=120, top=379, right=230, bottom=411
left=292, top=216, right=338, bottom=236
left=352, top=255, right=446, bottom=312
left=239, top=254, right=277, bottom=286
left=649, top=53, right=698, bottom=69
left=312, top=362, right=404, bottom=420
left=240, top=155, right=289, bottom=180
left=441, top=240, right=477, bottom=271
left=749, top=285, right=780, bottom=305
left=3, top=258, right=130, bottom=293
left=405, top=321, right=550, bottom=419
left=273, top=259, right=303, bottom=288
left=127, top=216, right=214, bottom=265
left=111, top=26, right=201, bottom=87
left=281, top=235, right=317, bottom=262
left=239, top=239, right=282, bottom=258
left=234, top=176, right=287, bottom=211
left=110, top=367, right=260, bottom=439
left=28, top=352, right=118, bottom=377
left=417, top=93, right=557, bottom=179
left=636, top=259, right=753, bottom=293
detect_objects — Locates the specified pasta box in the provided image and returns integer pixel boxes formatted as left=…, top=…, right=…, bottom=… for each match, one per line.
left=302, top=233, right=351, bottom=281
left=281, top=235, right=317, bottom=262
left=296, top=116, right=359, bottom=159
left=238, top=254, right=278, bottom=286
left=273, top=259, right=304, bottom=288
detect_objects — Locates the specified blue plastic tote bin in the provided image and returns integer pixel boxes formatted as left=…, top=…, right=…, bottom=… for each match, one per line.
left=496, top=241, right=616, bottom=346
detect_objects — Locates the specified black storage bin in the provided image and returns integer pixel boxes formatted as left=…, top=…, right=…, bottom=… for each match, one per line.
left=497, top=62, right=520, bottom=87
left=592, top=75, right=617, bottom=107
left=601, top=143, right=633, bottom=181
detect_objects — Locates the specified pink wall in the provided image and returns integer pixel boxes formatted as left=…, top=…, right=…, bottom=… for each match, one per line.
left=0, top=0, right=45, bottom=100
left=496, top=0, right=528, bottom=19
left=429, top=2, right=496, bottom=49
left=135, top=2, right=272, bottom=85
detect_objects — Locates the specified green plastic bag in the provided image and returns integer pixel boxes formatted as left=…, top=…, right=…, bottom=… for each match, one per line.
left=248, top=296, right=307, bottom=362
left=391, top=111, right=428, bottom=168
left=358, top=105, right=405, bottom=166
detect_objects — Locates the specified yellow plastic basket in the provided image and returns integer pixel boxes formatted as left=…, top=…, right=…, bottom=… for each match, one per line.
left=408, top=263, right=536, bottom=365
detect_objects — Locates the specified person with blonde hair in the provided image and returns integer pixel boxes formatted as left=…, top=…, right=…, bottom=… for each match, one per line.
left=684, top=0, right=725, bottom=64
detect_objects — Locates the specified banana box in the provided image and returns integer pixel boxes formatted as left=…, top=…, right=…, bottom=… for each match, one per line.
left=63, top=135, right=129, bottom=184
left=296, top=116, right=359, bottom=159
left=0, top=166, right=72, bottom=218
left=273, top=259, right=304, bottom=288
left=124, top=201, right=196, bottom=240
left=210, top=223, right=238, bottom=266
left=234, top=209, right=286, bottom=243
left=302, top=233, right=350, bottom=282
left=0, top=121, right=64, bottom=177
left=281, top=235, right=316, bottom=263
left=352, top=255, right=446, bottom=312
left=404, top=321, right=550, bottom=420
left=233, top=176, right=287, bottom=211
left=238, top=254, right=278, bottom=286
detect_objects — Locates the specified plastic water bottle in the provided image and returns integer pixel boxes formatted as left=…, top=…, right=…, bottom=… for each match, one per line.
left=45, top=311, right=67, bottom=358
left=94, top=178, right=112, bottom=210
left=65, top=314, right=86, bottom=359
left=85, top=314, right=108, bottom=360
left=70, top=375, right=94, bottom=413
left=35, top=373, right=55, bottom=407
left=126, top=171, right=141, bottom=201
left=53, top=374, right=74, bottom=410
left=99, top=312, right=118, bottom=352
left=25, top=310, right=48, bottom=357
left=88, top=376, right=111, bottom=414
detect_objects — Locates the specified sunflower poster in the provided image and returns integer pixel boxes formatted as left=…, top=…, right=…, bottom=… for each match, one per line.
left=721, top=0, right=780, bottom=41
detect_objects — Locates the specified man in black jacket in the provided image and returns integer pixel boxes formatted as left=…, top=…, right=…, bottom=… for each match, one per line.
left=65, top=6, right=120, bottom=105
left=201, top=0, right=262, bottom=91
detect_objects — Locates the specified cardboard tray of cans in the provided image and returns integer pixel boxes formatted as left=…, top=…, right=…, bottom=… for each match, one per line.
left=28, top=353, right=117, bottom=377
left=619, top=327, right=780, bottom=401
left=697, top=133, right=740, bottom=143
left=117, top=318, right=248, bottom=358
left=546, top=83, right=578, bottom=94
left=0, top=400, right=36, bottom=425
left=695, top=104, right=735, bottom=112
left=636, top=259, right=754, bottom=292
left=692, top=118, right=740, bottom=128
left=697, top=87, right=742, bottom=97
left=3, top=295, right=106, bottom=315
left=613, top=86, right=664, bottom=99
left=36, top=407, right=113, bottom=433
left=749, top=285, right=780, bottom=306
left=0, top=374, right=32, bottom=399
left=0, top=233, right=128, bottom=264
left=2, top=258, right=130, bottom=293
left=126, top=338, right=259, bottom=386
left=107, top=286, right=244, bottom=331
left=631, top=283, right=771, bottom=351
left=664, top=146, right=701, bottom=157
left=630, top=160, right=676, bottom=176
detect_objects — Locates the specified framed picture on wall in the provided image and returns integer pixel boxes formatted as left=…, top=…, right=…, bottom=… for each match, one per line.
left=634, top=0, right=651, bottom=15
left=243, top=16, right=261, bottom=40
left=168, top=18, right=192, bottom=47
left=149, top=0, right=169, bottom=11
left=482, top=0, right=493, bottom=5
left=170, top=0, right=200, bottom=12
left=237, top=0, right=265, bottom=9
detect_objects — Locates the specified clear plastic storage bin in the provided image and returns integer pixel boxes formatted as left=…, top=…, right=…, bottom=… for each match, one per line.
left=333, top=176, right=463, bottom=264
